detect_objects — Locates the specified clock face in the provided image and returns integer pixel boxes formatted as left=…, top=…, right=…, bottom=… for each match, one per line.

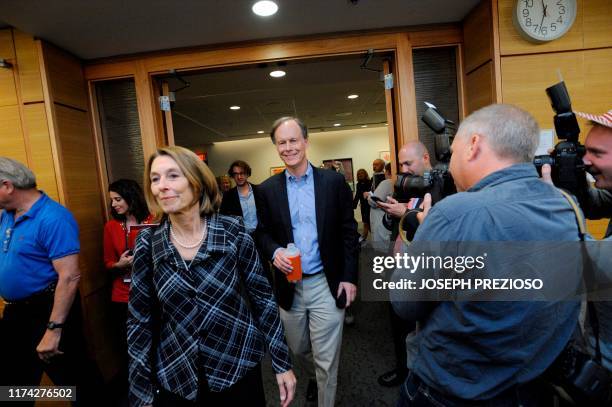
left=514, top=0, right=577, bottom=42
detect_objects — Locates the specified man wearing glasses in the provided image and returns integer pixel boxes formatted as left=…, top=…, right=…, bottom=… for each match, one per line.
left=220, top=160, right=260, bottom=235
left=0, top=157, right=92, bottom=405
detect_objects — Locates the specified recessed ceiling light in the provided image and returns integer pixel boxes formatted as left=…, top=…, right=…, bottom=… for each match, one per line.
left=385, top=123, right=389, bottom=126
left=270, top=70, right=286, bottom=78
left=361, top=125, right=368, bottom=128
left=333, top=123, right=341, bottom=127
left=252, top=1, right=278, bottom=17
left=257, top=130, right=265, bottom=134
left=347, top=94, right=359, bottom=99
left=230, top=105, right=241, bottom=110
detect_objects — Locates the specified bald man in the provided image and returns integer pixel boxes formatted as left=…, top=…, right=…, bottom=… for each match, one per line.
left=376, top=141, right=441, bottom=242
left=371, top=158, right=386, bottom=191
left=371, top=142, right=435, bottom=387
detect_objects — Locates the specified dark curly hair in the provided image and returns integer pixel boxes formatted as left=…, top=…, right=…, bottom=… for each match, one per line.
left=108, top=179, right=149, bottom=223
left=227, top=160, right=252, bottom=177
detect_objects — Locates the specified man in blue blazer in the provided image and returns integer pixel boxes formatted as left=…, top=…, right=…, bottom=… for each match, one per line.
left=255, top=117, right=359, bottom=407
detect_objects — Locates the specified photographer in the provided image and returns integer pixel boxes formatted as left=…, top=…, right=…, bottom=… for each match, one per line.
left=377, top=141, right=438, bottom=241
left=574, top=110, right=612, bottom=239
left=391, top=104, right=581, bottom=406
left=371, top=142, right=433, bottom=388
left=544, top=109, right=612, bottom=373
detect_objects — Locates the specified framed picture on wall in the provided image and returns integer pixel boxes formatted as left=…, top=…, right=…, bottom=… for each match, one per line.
left=322, top=158, right=354, bottom=190
left=379, top=151, right=391, bottom=162
left=270, top=166, right=285, bottom=176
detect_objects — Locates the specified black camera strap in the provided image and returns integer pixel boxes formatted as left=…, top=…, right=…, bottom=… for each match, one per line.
left=558, top=188, right=602, bottom=363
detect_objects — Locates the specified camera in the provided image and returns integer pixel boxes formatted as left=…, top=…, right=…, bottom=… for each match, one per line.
left=394, top=102, right=457, bottom=203
left=533, top=81, right=587, bottom=197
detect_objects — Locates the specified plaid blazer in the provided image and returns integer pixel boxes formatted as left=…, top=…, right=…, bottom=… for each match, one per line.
left=127, top=214, right=291, bottom=406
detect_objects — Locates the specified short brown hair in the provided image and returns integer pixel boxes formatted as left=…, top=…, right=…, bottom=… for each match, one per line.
left=227, top=160, right=252, bottom=177
left=144, top=146, right=221, bottom=222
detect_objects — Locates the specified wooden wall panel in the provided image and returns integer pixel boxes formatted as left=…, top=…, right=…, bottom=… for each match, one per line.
left=501, top=51, right=585, bottom=132
left=22, top=104, right=59, bottom=200
left=394, top=33, right=418, bottom=146
left=583, top=48, right=612, bottom=117
left=0, top=30, right=18, bottom=107
left=0, top=105, right=27, bottom=163
left=498, top=0, right=585, bottom=55
left=134, top=61, right=162, bottom=160
left=38, top=41, right=118, bottom=382
left=463, top=0, right=493, bottom=74
left=501, top=48, right=612, bottom=238
left=43, top=43, right=88, bottom=111
left=583, top=0, right=612, bottom=48
left=53, top=104, right=105, bottom=295
left=465, top=61, right=495, bottom=115
left=142, top=33, right=399, bottom=74
left=408, top=26, right=462, bottom=48
left=0, top=29, right=15, bottom=58
left=13, top=31, right=43, bottom=103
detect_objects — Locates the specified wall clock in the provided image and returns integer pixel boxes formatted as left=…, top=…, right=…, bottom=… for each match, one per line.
left=513, top=0, right=577, bottom=43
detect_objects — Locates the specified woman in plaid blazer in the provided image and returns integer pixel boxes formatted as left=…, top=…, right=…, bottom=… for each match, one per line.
left=127, top=146, right=296, bottom=407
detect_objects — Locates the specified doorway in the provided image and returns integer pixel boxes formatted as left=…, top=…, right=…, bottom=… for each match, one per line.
left=158, top=54, right=395, bottom=191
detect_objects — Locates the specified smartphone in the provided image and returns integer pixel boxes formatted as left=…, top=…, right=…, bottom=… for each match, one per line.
left=336, top=290, right=347, bottom=309
left=370, top=196, right=383, bottom=203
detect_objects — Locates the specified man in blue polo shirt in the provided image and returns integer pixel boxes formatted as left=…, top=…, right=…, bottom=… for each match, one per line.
left=0, top=157, right=86, bottom=405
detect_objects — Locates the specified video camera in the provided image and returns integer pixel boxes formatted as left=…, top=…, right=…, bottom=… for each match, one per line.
left=394, top=102, right=457, bottom=203
left=533, top=81, right=588, bottom=197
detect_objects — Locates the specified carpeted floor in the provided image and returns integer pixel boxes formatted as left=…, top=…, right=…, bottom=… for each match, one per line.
left=262, top=299, right=400, bottom=406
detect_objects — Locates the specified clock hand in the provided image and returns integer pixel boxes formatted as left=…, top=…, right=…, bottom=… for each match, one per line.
left=538, top=1, right=546, bottom=34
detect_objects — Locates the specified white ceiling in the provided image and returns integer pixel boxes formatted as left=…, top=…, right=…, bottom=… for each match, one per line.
left=168, top=55, right=388, bottom=146
left=0, top=0, right=479, bottom=60
left=3, top=1, right=474, bottom=147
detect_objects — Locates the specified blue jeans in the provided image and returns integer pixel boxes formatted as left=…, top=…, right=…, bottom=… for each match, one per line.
left=397, top=371, right=552, bottom=407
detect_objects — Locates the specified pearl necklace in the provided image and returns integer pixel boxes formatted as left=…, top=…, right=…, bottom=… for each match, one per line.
left=170, top=218, right=207, bottom=249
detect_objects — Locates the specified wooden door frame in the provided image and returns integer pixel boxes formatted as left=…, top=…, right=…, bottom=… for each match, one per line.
left=84, top=27, right=461, bottom=161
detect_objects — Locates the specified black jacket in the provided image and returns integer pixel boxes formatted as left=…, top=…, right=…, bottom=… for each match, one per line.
left=581, top=187, right=612, bottom=238
left=255, top=165, right=359, bottom=311
left=219, top=184, right=260, bottom=218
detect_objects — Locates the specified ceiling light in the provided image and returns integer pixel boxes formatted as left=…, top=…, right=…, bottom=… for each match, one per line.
left=347, top=94, right=359, bottom=99
left=269, top=70, right=286, bottom=78
left=252, top=1, right=278, bottom=17
left=230, top=105, right=241, bottom=110
left=361, top=125, right=368, bottom=128
left=333, top=123, right=341, bottom=127
left=257, top=130, right=265, bottom=134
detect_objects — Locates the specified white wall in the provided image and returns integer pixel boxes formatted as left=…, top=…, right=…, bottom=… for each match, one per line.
left=203, top=126, right=390, bottom=185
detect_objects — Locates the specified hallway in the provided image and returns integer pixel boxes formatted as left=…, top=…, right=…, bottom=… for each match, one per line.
left=262, top=299, right=398, bottom=406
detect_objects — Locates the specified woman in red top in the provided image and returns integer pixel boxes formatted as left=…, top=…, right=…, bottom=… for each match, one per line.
left=103, top=178, right=151, bottom=402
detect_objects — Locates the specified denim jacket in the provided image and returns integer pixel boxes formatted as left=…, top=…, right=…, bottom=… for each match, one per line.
left=392, top=163, right=581, bottom=400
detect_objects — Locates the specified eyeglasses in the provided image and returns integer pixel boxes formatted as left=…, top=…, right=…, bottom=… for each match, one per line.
left=231, top=172, right=246, bottom=177
left=3, top=227, right=12, bottom=252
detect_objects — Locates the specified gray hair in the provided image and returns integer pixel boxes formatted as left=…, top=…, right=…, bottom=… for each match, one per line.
left=270, top=116, right=308, bottom=144
left=0, top=157, right=37, bottom=189
left=457, top=104, right=540, bottom=163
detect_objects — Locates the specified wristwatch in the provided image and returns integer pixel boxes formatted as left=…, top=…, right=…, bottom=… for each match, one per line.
left=47, top=321, right=65, bottom=330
